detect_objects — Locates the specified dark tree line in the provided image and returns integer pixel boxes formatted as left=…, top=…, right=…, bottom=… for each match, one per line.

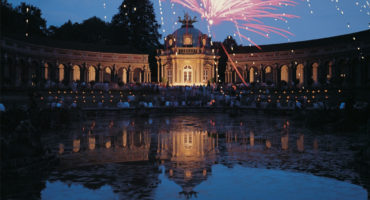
left=0, top=0, right=161, bottom=53
left=0, top=0, right=47, bottom=38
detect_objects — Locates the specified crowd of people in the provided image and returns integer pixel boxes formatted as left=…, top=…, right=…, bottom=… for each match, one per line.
left=33, top=82, right=369, bottom=111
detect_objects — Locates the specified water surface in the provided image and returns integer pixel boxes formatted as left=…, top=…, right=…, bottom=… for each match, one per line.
left=11, top=114, right=370, bottom=199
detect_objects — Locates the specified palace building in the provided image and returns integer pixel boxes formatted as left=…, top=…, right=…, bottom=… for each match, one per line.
left=0, top=37, right=150, bottom=87
left=225, top=30, right=370, bottom=87
left=156, top=14, right=220, bottom=86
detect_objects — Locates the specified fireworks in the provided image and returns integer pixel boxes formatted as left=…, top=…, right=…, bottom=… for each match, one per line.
left=163, top=0, right=300, bottom=48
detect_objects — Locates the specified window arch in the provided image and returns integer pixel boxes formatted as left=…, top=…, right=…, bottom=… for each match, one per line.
left=296, top=64, right=304, bottom=85
left=88, top=66, right=96, bottom=82
left=58, top=64, right=64, bottom=82
left=44, top=63, right=49, bottom=80
left=72, top=65, right=80, bottom=81
left=104, top=67, right=112, bottom=82
left=312, top=63, right=319, bottom=84
left=184, top=66, right=192, bottom=83
left=249, top=68, right=255, bottom=83
left=281, top=65, right=289, bottom=83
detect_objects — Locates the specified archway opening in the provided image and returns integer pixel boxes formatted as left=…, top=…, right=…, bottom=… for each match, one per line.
left=58, top=64, right=65, bottom=82
left=103, top=67, right=111, bottom=82
left=296, top=64, right=304, bottom=85
left=88, top=66, right=96, bottom=82
left=281, top=65, right=289, bottom=83
left=264, top=66, right=273, bottom=84
left=72, top=65, right=80, bottom=81
left=249, top=68, right=255, bottom=83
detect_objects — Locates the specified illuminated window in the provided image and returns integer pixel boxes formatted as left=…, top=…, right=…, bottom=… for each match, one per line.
left=265, top=66, right=271, bottom=73
left=58, top=64, right=64, bottom=82
left=183, top=34, right=192, bottom=46
left=73, top=65, right=80, bottom=81
left=202, top=38, right=207, bottom=46
left=281, top=65, right=289, bottom=82
left=168, top=69, right=172, bottom=83
left=203, top=69, right=208, bottom=81
left=250, top=68, right=254, bottom=83
left=184, top=66, right=192, bottom=82
left=88, top=66, right=96, bottom=82
left=44, top=63, right=49, bottom=80
left=184, top=134, right=193, bottom=149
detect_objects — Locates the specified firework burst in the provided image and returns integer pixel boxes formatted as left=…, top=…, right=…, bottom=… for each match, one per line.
left=163, top=0, right=300, bottom=48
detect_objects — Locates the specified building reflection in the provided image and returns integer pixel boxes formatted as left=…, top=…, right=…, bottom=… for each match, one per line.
left=157, top=130, right=217, bottom=197
left=55, top=118, right=324, bottom=198
left=59, top=126, right=151, bottom=169
left=297, top=134, right=304, bottom=152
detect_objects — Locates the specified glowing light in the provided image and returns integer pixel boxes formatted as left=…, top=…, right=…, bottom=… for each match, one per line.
left=163, top=0, right=299, bottom=48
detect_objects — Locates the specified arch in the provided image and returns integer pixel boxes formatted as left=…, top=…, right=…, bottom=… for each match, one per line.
left=249, top=67, right=255, bottom=83
left=72, top=65, right=80, bottom=81
left=88, top=66, right=96, bottom=82
left=312, top=63, right=319, bottom=84
left=117, top=67, right=128, bottom=84
left=133, top=68, right=142, bottom=83
left=235, top=67, right=244, bottom=83
left=184, top=65, right=192, bottom=83
left=44, top=62, right=49, bottom=80
left=103, top=67, right=112, bottom=82
left=296, top=64, right=304, bottom=85
left=281, top=65, right=289, bottom=83
left=264, top=66, right=273, bottom=83
left=58, top=64, right=65, bottom=82
left=122, top=68, right=127, bottom=83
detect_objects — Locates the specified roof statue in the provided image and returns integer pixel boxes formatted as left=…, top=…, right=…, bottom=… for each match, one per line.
left=178, top=13, right=197, bottom=26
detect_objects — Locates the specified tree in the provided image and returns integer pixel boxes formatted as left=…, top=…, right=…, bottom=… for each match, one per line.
left=49, top=17, right=109, bottom=44
left=111, top=0, right=161, bottom=52
left=1, top=0, right=47, bottom=38
left=215, top=36, right=239, bottom=83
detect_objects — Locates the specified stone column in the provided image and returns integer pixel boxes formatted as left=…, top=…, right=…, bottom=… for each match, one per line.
left=304, top=62, right=309, bottom=87
left=273, top=64, right=278, bottom=86
left=312, top=63, right=318, bottom=85
left=99, top=66, right=104, bottom=83
left=123, top=68, right=127, bottom=84
left=129, top=68, right=134, bottom=83
left=157, top=60, right=161, bottom=83
left=328, top=62, right=333, bottom=80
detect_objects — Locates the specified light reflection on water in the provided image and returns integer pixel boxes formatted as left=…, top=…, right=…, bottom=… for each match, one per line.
left=44, top=114, right=367, bottom=199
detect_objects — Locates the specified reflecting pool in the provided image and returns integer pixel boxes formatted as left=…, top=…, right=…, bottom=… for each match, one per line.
left=7, top=114, right=370, bottom=199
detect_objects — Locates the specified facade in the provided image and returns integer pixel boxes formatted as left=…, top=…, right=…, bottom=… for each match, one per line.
left=0, top=37, right=150, bottom=87
left=156, top=14, right=220, bottom=86
left=225, top=30, right=370, bottom=87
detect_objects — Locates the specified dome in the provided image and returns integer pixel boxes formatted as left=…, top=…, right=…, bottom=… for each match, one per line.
left=165, top=14, right=211, bottom=49
left=172, top=26, right=206, bottom=47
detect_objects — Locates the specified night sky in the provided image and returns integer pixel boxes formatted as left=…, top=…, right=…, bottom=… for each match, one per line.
left=7, top=0, right=370, bottom=45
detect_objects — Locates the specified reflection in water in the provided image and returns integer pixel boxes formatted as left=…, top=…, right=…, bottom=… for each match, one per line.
left=73, top=139, right=80, bottom=153
left=58, top=143, right=64, bottom=155
left=266, top=140, right=271, bottom=149
left=44, top=116, right=367, bottom=200
left=88, top=136, right=95, bottom=150
left=250, top=131, right=255, bottom=147
left=297, top=134, right=304, bottom=152
left=281, top=134, right=289, bottom=150
left=157, top=130, right=217, bottom=197
left=313, top=138, right=319, bottom=151
left=59, top=126, right=151, bottom=169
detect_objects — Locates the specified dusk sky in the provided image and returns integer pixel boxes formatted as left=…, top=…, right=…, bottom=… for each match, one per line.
left=8, top=0, right=370, bottom=45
